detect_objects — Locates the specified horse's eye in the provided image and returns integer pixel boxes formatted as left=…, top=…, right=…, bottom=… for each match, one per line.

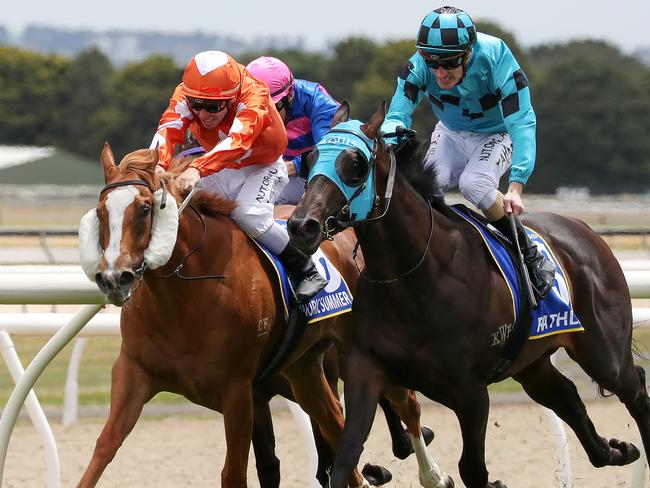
left=142, top=205, right=151, bottom=217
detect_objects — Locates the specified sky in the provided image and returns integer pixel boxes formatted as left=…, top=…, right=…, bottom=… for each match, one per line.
left=3, top=0, right=650, bottom=53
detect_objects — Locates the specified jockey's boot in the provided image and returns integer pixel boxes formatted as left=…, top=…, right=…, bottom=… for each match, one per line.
left=493, top=216, right=556, bottom=299
left=278, top=244, right=328, bottom=303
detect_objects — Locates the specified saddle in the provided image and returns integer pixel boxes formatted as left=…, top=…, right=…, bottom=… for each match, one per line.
left=446, top=204, right=583, bottom=382
left=252, top=228, right=354, bottom=384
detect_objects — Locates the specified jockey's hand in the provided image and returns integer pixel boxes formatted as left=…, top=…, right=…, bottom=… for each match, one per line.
left=285, top=160, right=297, bottom=177
left=154, top=164, right=166, bottom=177
left=176, top=167, right=201, bottom=194
left=504, top=182, right=525, bottom=217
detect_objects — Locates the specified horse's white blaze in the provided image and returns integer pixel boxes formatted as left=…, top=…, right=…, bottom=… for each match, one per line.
left=105, top=186, right=138, bottom=269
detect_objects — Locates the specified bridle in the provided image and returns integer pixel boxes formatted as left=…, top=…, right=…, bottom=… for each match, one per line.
left=315, top=126, right=434, bottom=284
left=99, top=178, right=226, bottom=281
left=319, top=129, right=398, bottom=241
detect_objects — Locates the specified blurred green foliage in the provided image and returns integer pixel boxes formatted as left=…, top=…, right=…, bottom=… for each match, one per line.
left=1, top=19, right=649, bottom=193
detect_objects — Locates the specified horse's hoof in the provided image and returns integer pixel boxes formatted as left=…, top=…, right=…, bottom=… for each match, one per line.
left=422, top=425, right=435, bottom=446
left=361, top=463, right=392, bottom=485
left=487, top=481, right=508, bottom=488
left=609, top=438, right=641, bottom=465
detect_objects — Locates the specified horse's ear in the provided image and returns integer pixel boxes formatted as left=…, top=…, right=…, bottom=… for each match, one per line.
left=330, top=100, right=350, bottom=128
left=100, top=142, right=120, bottom=183
left=361, top=101, right=387, bottom=140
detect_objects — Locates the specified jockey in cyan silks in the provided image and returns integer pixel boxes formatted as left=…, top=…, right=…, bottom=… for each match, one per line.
left=381, top=5, right=556, bottom=299
left=150, top=50, right=328, bottom=303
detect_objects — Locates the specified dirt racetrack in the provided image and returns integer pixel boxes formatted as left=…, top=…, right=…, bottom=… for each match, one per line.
left=4, top=394, right=647, bottom=487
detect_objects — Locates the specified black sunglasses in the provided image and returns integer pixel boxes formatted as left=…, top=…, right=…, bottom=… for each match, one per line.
left=419, top=50, right=466, bottom=70
left=188, top=98, right=230, bottom=113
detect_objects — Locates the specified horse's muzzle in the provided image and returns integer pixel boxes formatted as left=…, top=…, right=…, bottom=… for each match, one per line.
left=287, top=215, right=322, bottom=255
left=95, top=269, right=136, bottom=306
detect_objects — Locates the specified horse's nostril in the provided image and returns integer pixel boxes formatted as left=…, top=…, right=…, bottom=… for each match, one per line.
left=301, top=218, right=322, bottom=240
left=118, top=271, right=135, bottom=289
left=95, top=272, right=112, bottom=293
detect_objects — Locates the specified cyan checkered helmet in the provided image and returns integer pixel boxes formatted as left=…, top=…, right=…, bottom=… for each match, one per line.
left=416, top=6, right=477, bottom=58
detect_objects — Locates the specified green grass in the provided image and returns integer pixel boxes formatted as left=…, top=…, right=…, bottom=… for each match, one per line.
left=4, top=325, right=650, bottom=407
left=0, top=336, right=189, bottom=407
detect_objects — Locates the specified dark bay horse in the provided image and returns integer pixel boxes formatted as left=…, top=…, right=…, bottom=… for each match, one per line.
left=76, top=143, right=430, bottom=487
left=287, top=102, right=650, bottom=488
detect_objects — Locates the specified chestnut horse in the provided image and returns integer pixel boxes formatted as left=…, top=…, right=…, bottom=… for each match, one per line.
left=287, top=102, right=650, bottom=488
left=76, top=143, right=432, bottom=487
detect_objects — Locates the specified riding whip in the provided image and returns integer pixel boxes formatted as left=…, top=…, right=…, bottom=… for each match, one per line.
left=509, top=214, right=538, bottom=309
left=177, top=180, right=203, bottom=215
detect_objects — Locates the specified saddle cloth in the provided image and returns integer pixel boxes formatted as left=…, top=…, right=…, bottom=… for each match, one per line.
left=450, top=206, right=584, bottom=340
left=254, top=220, right=353, bottom=324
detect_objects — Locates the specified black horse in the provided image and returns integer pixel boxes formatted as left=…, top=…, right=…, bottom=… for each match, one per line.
left=287, top=101, right=650, bottom=488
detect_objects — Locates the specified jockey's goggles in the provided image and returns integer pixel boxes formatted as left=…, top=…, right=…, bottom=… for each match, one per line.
left=187, top=97, right=231, bottom=113
left=275, top=96, right=291, bottom=113
left=418, top=50, right=466, bottom=70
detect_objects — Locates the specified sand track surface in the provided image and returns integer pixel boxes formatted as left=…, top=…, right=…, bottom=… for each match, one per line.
left=4, top=395, right=646, bottom=487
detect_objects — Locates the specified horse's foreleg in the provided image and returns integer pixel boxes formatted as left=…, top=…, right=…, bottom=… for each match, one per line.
left=514, top=357, right=641, bottom=467
left=330, top=350, right=384, bottom=488
left=76, top=354, right=153, bottom=488
left=283, top=352, right=371, bottom=488
left=252, top=396, right=281, bottom=488
left=221, top=379, right=254, bottom=487
left=454, top=386, right=495, bottom=488
left=384, top=388, right=452, bottom=488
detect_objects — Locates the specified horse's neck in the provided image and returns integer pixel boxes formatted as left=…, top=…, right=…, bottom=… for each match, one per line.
left=356, top=177, right=475, bottom=280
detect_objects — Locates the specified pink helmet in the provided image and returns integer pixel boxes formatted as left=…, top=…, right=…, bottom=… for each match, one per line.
left=246, top=56, right=294, bottom=103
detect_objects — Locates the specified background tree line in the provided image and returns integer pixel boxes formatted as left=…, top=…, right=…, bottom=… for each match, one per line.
left=1, top=22, right=649, bottom=193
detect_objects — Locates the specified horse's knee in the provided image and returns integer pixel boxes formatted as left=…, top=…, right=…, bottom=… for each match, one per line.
left=92, top=433, right=123, bottom=463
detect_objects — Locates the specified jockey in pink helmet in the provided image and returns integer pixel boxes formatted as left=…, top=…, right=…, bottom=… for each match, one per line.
left=246, top=56, right=295, bottom=106
left=246, top=56, right=340, bottom=205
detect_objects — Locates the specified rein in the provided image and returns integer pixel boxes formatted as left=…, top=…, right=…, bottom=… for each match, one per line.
left=152, top=204, right=227, bottom=281
left=353, top=203, right=434, bottom=284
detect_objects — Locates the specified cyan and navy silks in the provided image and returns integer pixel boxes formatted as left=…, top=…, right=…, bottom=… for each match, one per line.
left=450, top=206, right=583, bottom=340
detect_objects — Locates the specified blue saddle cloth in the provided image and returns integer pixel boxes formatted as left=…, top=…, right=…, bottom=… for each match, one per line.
left=254, top=220, right=353, bottom=324
left=450, top=206, right=583, bottom=339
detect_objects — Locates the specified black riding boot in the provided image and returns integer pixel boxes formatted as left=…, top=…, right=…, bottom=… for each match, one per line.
left=492, top=216, right=556, bottom=299
left=278, top=244, right=328, bottom=303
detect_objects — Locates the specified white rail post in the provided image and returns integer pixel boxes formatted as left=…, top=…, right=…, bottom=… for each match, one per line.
left=0, top=303, right=103, bottom=485
left=62, top=338, right=87, bottom=426
left=0, top=331, right=60, bottom=488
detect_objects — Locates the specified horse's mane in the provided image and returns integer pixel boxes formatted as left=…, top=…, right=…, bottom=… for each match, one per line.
left=393, top=136, right=445, bottom=207
left=116, top=148, right=236, bottom=217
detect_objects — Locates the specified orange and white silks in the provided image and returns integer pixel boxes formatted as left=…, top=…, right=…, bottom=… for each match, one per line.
left=151, top=65, right=287, bottom=176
